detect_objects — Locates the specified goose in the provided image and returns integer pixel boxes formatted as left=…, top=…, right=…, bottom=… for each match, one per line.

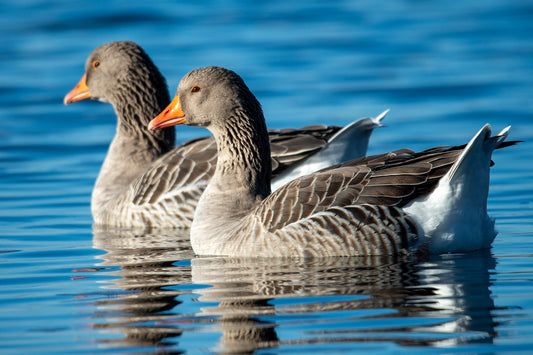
left=64, top=41, right=384, bottom=229
left=149, top=66, right=515, bottom=257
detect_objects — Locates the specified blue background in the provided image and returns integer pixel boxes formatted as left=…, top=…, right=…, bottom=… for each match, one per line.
left=1, top=1, right=532, bottom=353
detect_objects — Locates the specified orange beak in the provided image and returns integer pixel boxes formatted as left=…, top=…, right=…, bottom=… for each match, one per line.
left=149, top=95, right=186, bottom=130
left=64, top=74, right=91, bottom=105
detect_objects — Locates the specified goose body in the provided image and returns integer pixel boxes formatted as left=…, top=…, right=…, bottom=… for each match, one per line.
left=64, top=41, right=382, bottom=228
left=149, top=66, right=514, bottom=257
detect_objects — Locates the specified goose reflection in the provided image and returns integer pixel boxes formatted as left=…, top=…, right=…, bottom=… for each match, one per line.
left=90, top=228, right=497, bottom=353
left=414, top=251, right=498, bottom=345
left=191, top=255, right=425, bottom=353
left=91, top=227, right=194, bottom=349
left=190, top=252, right=497, bottom=353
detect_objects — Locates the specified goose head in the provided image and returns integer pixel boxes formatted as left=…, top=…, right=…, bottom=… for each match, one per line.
left=64, top=41, right=168, bottom=106
left=149, top=66, right=263, bottom=132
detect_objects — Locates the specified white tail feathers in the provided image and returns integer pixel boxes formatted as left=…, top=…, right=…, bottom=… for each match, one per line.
left=374, top=108, right=389, bottom=126
left=446, top=124, right=510, bottom=183
left=326, top=109, right=388, bottom=144
left=405, top=124, right=510, bottom=253
left=495, top=125, right=511, bottom=146
left=271, top=111, right=387, bottom=191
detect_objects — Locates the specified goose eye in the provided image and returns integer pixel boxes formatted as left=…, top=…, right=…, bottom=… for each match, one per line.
left=92, top=60, right=101, bottom=69
left=191, top=85, right=201, bottom=93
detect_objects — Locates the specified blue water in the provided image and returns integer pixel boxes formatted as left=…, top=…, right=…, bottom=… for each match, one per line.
left=1, top=1, right=533, bottom=354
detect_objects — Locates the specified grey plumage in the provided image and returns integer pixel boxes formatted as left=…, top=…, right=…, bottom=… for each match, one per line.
left=162, top=66, right=514, bottom=257
left=66, top=41, right=369, bottom=229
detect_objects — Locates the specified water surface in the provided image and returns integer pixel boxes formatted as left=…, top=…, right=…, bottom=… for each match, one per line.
left=1, top=1, right=532, bottom=354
